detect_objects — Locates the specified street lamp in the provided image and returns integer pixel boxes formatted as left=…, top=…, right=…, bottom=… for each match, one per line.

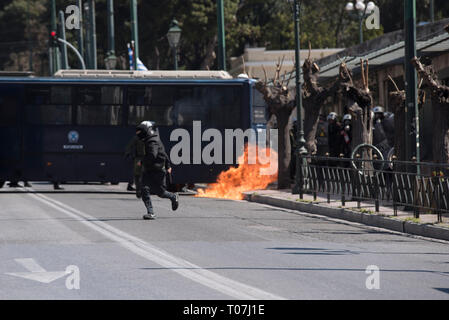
left=167, top=19, right=182, bottom=70
left=287, top=0, right=307, bottom=196
left=104, top=51, right=117, bottom=70
left=345, top=0, right=376, bottom=44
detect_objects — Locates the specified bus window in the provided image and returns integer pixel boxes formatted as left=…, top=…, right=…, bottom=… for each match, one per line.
left=51, top=86, right=72, bottom=104
left=174, top=86, right=241, bottom=128
left=0, top=96, right=18, bottom=126
left=128, top=86, right=174, bottom=126
left=25, top=86, right=72, bottom=125
left=76, top=86, right=123, bottom=125
left=174, top=87, right=207, bottom=126
left=26, top=105, right=72, bottom=125
left=77, top=105, right=122, bottom=125
left=252, top=88, right=267, bottom=124
left=101, top=86, right=123, bottom=104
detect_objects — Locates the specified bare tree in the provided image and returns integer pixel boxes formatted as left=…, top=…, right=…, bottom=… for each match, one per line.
left=388, top=75, right=426, bottom=161
left=338, top=59, right=374, bottom=154
left=411, top=56, right=449, bottom=164
left=388, top=76, right=407, bottom=161
left=255, top=57, right=296, bottom=189
left=302, top=44, right=338, bottom=155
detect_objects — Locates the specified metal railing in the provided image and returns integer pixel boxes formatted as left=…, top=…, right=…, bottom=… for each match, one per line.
left=296, top=154, right=449, bottom=223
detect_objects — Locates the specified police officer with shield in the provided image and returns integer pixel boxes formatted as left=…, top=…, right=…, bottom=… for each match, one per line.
left=135, top=121, right=179, bottom=220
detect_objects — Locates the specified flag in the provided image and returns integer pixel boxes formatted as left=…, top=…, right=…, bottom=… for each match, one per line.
left=127, top=43, right=134, bottom=70
left=136, top=58, right=148, bottom=71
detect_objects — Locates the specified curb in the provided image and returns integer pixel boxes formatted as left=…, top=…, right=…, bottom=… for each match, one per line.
left=243, top=193, right=449, bottom=242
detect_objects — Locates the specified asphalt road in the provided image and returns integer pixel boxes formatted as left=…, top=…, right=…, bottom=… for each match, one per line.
left=0, top=182, right=448, bottom=300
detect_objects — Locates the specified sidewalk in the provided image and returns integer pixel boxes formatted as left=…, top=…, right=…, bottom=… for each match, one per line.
left=243, top=188, right=449, bottom=242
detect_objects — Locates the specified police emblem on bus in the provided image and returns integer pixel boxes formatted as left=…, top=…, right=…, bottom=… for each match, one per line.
left=68, top=131, right=79, bottom=144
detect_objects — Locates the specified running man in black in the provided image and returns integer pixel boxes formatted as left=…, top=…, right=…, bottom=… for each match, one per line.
left=135, top=121, right=179, bottom=220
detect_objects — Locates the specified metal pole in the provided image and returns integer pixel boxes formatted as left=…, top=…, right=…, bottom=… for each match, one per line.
left=358, top=11, right=364, bottom=44
left=59, top=11, right=69, bottom=69
left=430, top=0, right=435, bottom=23
left=77, top=0, right=84, bottom=68
left=130, top=0, right=139, bottom=69
left=217, top=0, right=226, bottom=70
left=89, top=0, right=97, bottom=69
left=57, top=38, right=86, bottom=70
left=404, top=0, right=420, bottom=171
left=107, top=0, right=115, bottom=56
left=292, top=0, right=307, bottom=196
left=173, top=47, right=178, bottom=71
left=84, top=1, right=91, bottom=68
left=50, top=0, right=60, bottom=73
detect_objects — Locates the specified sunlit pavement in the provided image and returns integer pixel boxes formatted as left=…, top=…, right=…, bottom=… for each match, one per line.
left=0, top=183, right=448, bottom=299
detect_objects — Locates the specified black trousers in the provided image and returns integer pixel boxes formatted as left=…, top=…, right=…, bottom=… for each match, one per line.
left=141, top=170, right=176, bottom=214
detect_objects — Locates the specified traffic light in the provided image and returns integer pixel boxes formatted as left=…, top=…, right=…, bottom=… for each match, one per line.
left=50, top=31, right=58, bottom=47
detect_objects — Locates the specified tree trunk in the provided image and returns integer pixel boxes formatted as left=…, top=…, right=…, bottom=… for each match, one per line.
left=411, top=57, right=449, bottom=164
left=389, top=91, right=406, bottom=161
left=432, top=97, right=449, bottom=164
left=303, top=101, right=321, bottom=155
left=275, top=110, right=292, bottom=189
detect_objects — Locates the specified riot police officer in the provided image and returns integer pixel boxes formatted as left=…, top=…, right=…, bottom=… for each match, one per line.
left=327, top=112, right=343, bottom=159
left=372, top=106, right=392, bottom=160
left=341, top=114, right=352, bottom=160
left=315, top=114, right=329, bottom=156
left=135, top=121, right=179, bottom=220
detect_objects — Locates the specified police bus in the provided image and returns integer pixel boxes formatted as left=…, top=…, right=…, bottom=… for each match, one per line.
left=0, top=70, right=267, bottom=186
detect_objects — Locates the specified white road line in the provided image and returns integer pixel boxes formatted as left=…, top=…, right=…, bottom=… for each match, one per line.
left=14, top=258, right=47, bottom=273
left=25, top=190, right=285, bottom=300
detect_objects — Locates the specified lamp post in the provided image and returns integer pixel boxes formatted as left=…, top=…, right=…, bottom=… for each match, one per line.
left=345, top=0, right=376, bottom=44
left=104, top=0, right=117, bottom=70
left=287, top=0, right=307, bottom=196
left=167, top=19, right=182, bottom=70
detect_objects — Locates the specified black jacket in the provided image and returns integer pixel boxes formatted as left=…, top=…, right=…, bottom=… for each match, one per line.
left=141, top=133, right=171, bottom=172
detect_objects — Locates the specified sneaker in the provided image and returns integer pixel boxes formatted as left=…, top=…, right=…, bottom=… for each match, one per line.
left=143, top=213, right=155, bottom=220
left=127, top=185, right=136, bottom=191
left=171, top=193, right=179, bottom=211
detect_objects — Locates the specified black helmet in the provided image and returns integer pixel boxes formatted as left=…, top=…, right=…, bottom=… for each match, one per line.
left=136, top=121, right=156, bottom=139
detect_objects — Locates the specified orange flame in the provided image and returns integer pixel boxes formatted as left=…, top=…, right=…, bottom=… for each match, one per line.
left=195, top=145, right=278, bottom=200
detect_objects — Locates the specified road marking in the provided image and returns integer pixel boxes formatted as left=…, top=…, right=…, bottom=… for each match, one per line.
left=24, top=190, right=285, bottom=300
left=6, top=258, right=67, bottom=284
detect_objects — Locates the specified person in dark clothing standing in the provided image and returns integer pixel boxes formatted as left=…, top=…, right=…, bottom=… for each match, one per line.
left=327, top=112, right=343, bottom=158
left=136, top=121, right=179, bottom=220
left=340, top=114, right=353, bottom=161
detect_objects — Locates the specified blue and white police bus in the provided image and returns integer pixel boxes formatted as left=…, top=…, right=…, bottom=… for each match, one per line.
left=0, top=70, right=267, bottom=186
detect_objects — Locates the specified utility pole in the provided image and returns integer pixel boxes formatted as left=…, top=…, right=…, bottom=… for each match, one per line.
left=430, top=0, right=435, bottom=23
left=105, top=0, right=117, bottom=69
left=84, top=1, right=92, bottom=68
left=404, top=0, right=420, bottom=171
left=77, top=0, right=85, bottom=68
left=59, top=11, right=69, bottom=69
left=50, top=0, right=60, bottom=74
left=217, top=0, right=226, bottom=70
left=89, top=0, right=97, bottom=69
left=292, top=0, right=307, bottom=196
left=130, top=0, right=139, bottom=69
